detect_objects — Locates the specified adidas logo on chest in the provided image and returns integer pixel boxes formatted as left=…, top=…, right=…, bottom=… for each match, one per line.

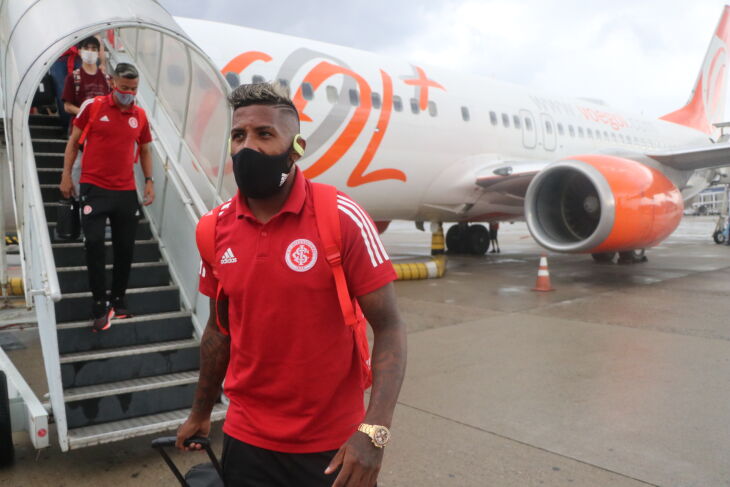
left=220, top=248, right=238, bottom=264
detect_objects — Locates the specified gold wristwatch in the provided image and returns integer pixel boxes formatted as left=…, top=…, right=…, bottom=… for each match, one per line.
left=357, top=423, right=391, bottom=448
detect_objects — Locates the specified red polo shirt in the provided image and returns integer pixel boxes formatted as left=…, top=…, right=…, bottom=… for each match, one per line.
left=198, top=170, right=396, bottom=453
left=73, top=94, right=152, bottom=191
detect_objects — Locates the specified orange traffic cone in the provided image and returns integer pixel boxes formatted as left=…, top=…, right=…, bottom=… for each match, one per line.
left=532, top=254, right=554, bottom=292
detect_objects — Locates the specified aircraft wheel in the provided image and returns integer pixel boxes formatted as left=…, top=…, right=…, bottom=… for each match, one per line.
left=618, top=249, right=647, bottom=264
left=591, top=252, right=616, bottom=264
left=446, top=225, right=466, bottom=254
left=713, top=230, right=726, bottom=244
left=467, top=224, right=490, bottom=255
left=0, top=371, right=14, bottom=467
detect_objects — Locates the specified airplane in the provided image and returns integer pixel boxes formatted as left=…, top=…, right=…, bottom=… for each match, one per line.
left=173, top=6, right=730, bottom=263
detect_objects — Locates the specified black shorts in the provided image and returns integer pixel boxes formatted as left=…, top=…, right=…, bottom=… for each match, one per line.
left=221, top=434, right=339, bottom=487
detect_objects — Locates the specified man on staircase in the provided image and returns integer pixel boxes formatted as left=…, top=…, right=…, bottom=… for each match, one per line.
left=59, top=62, right=155, bottom=331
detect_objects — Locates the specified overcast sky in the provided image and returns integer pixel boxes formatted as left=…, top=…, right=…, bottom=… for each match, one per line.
left=160, top=0, right=730, bottom=118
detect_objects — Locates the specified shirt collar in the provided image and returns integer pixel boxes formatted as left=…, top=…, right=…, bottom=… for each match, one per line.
left=234, top=167, right=306, bottom=221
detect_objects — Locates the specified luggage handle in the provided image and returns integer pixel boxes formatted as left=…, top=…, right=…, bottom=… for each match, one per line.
left=151, top=436, right=223, bottom=487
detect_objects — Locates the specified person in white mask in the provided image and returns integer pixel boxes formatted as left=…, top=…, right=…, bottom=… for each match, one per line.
left=61, top=36, right=111, bottom=197
left=62, top=36, right=110, bottom=124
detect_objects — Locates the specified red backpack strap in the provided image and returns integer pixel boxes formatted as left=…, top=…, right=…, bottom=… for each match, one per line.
left=196, top=205, right=229, bottom=334
left=312, top=183, right=372, bottom=389
left=78, top=96, right=104, bottom=145
left=195, top=208, right=219, bottom=273
left=312, top=183, right=358, bottom=328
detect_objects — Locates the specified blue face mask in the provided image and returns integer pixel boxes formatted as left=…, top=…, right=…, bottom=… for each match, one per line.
left=114, top=88, right=135, bottom=106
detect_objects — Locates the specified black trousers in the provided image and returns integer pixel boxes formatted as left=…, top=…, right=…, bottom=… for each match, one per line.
left=80, top=183, right=139, bottom=302
left=221, top=434, right=340, bottom=487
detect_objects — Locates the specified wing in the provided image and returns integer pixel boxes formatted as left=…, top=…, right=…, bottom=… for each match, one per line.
left=647, top=142, right=730, bottom=171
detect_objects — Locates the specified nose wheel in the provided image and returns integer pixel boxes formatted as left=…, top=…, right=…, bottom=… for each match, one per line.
left=446, top=224, right=490, bottom=255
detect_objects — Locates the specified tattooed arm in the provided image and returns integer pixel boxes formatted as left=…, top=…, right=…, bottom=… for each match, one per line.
left=327, top=282, right=407, bottom=486
left=176, top=297, right=231, bottom=450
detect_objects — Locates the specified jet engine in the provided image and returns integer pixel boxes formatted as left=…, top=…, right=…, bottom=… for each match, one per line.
left=524, top=155, right=683, bottom=253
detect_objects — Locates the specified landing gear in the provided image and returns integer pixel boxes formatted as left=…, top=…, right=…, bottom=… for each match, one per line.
left=618, top=249, right=647, bottom=264
left=713, top=230, right=727, bottom=244
left=446, top=224, right=490, bottom=255
left=591, top=252, right=616, bottom=264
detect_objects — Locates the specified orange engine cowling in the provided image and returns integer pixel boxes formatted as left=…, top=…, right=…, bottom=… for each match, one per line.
left=524, top=154, right=684, bottom=253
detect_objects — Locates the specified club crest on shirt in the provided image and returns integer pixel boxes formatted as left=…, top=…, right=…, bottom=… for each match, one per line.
left=285, top=239, right=317, bottom=272
left=83, top=205, right=93, bottom=215
left=128, top=117, right=138, bottom=128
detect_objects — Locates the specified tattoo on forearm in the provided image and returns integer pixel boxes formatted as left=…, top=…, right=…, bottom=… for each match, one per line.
left=191, top=321, right=230, bottom=415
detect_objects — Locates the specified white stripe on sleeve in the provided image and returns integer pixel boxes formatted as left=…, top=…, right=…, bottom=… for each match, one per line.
left=337, top=195, right=390, bottom=262
left=337, top=205, right=378, bottom=267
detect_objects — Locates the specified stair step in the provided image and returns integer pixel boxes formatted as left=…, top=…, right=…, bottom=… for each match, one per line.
left=64, top=372, right=199, bottom=429
left=32, top=138, right=66, bottom=153
left=29, top=114, right=61, bottom=127
left=56, top=310, right=194, bottom=354
left=48, top=220, right=153, bottom=242
left=30, top=126, right=65, bottom=139
left=60, top=339, right=199, bottom=388
left=54, top=284, right=180, bottom=323
left=57, top=261, right=170, bottom=293
left=37, top=167, right=62, bottom=185
left=35, top=152, right=65, bottom=169
left=66, top=403, right=227, bottom=450
left=40, top=184, right=60, bottom=201
left=65, top=371, right=199, bottom=402
left=52, top=239, right=161, bottom=267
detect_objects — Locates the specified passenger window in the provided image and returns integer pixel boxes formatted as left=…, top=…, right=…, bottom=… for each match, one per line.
left=278, top=79, right=289, bottom=91
left=586, top=128, right=593, bottom=138
left=326, top=85, right=338, bottom=103
left=490, top=111, right=498, bottom=125
left=371, top=92, right=382, bottom=109
left=393, top=95, right=403, bottom=112
left=502, top=113, right=510, bottom=127
left=410, top=98, right=419, bottom=114
left=611, top=133, right=617, bottom=142
left=461, top=106, right=470, bottom=121
left=349, top=89, right=360, bottom=106
left=545, top=120, right=553, bottom=134
left=525, top=117, right=533, bottom=131
left=578, top=127, right=584, bottom=138
left=301, top=82, right=314, bottom=101
left=619, top=134, right=625, bottom=143
left=225, top=72, right=241, bottom=88
left=557, top=123, right=564, bottom=135
left=252, top=74, right=265, bottom=84
left=604, top=131, right=609, bottom=140
left=513, top=115, right=521, bottom=129
left=428, top=101, right=438, bottom=116
left=568, top=125, right=575, bottom=137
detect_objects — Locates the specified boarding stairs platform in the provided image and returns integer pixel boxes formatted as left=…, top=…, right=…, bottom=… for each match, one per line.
left=1, top=0, right=232, bottom=453
left=29, top=114, right=227, bottom=449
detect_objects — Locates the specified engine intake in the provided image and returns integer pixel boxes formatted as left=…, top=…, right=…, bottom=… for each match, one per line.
left=524, top=155, right=683, bottom=253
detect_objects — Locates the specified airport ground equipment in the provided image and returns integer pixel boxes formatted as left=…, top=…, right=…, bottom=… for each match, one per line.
left=0, top=0, right=232, bottom=452
left=152, top=436, right=224, bottom=487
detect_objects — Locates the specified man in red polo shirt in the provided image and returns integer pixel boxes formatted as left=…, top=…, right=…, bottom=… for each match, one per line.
left=176, top=82, right=407, bottom=487
left=59, top=63, right=155, bottom=331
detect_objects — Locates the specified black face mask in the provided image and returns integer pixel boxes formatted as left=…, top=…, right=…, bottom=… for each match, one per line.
left=232, top=148, right=293, bottom=199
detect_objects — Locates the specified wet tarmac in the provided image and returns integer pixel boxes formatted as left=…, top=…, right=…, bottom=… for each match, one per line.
left=2, top=216, right=729, bottom=486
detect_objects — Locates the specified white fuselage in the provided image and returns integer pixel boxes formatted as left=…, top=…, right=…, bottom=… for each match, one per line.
left=177, top=18, right=712, bottom=223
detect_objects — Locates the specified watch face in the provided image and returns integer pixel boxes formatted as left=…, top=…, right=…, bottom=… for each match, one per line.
left=373, top=426, right=390, bottom=446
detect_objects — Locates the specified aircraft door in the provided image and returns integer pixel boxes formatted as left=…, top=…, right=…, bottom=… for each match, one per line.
left=519, top=109, right=537, bottom=149
left=540, top=113, right=557, bottom=151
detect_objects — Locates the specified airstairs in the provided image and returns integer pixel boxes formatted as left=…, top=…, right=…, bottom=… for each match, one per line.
left=1, top=0, right=233, bottom=452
